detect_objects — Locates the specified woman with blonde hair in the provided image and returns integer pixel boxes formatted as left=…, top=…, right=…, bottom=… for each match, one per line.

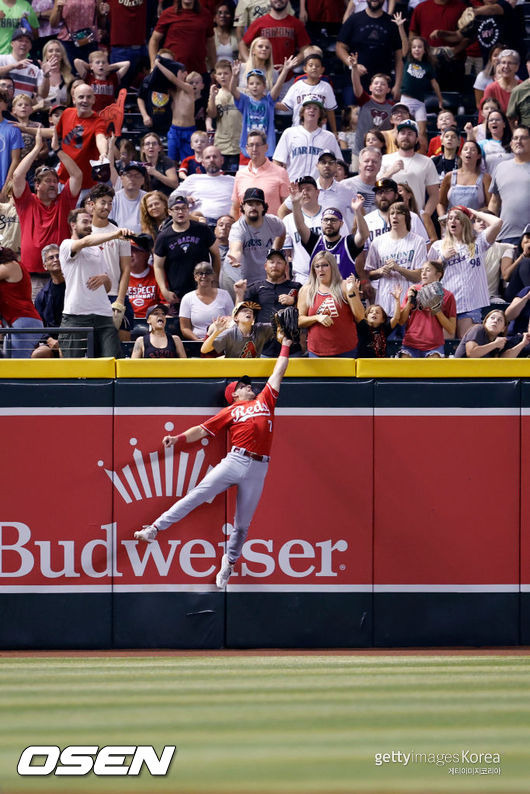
left=140, top=191, right=169, bottom=239
left=41, top=39, right=73, bottom=107
left=297, top=251, right=365, bottom=357
left=429, top=206, right=502, bottom=338
left=240, top=37, right=277, bottom=92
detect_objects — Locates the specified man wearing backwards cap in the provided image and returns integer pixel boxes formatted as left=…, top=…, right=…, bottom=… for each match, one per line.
left=273, top=96, right=341, bottom=182
left=290, top=181, right=370, bottom=283
left=134, top=327, right=293, bottom=589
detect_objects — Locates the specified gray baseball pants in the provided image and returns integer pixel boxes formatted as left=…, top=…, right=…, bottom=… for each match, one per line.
left=153, top=449, right=269, bottom=563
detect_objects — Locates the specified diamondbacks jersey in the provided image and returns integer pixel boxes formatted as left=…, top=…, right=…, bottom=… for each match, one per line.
left=200, top=383, right=278, bottom=456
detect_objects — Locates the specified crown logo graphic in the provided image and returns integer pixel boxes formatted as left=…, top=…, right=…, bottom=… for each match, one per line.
left=97, top=422, right=214, bottom=504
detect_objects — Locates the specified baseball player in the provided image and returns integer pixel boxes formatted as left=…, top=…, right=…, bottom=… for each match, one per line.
left=134, top=328, right=293, bottom=588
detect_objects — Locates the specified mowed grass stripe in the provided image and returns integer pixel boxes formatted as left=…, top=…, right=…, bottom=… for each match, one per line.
left=2, top=655, right=530, bottom=793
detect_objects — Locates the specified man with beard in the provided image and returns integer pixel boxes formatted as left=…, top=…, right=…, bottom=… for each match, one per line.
left=154, top=194, right=220, bottom=311
left=290, top=183, right=369, bottom=284
left=177, top=145, right=235, bottom=226
left=228, top=187, right=285, bottom=284
left=281, top=175, right=348, bottom=285
left=235, top=248, right=302, bottom=356
left=88, top=183, right=133, bottom=338
left=379, top=119, right=439, bottom=240
left=59, top=209, right=133, bottom=358
left=13, top=126, right=81, bottom=299
left=335, top=0, right=403, bottom=100
left=240, top=0, right=310, bottom=76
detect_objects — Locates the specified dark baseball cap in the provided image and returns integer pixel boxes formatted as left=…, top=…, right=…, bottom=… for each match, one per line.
left=168, top=193, right=189, bottom=208
left=146, top=303, right=168, bottom=319
left=48, top=104, right=66, bottom=115
left=11, top=27, right=32, bottom=42
left=232, top=300, right=261, bottom=317
left=130, top=233, right=153, bottom=253
left=225, top=375, right=252, bottom=405
left=122, top=160, right=146, bottom=175
left=397, top=119, right=419, bottom=134
left=266, top=248, right=287, bottom=262
left=317, top=150, right=337, bottom=162
left=242, top=187, right=265, bottom=204
left=374, top=178, right=398, bottom=192
left=297, top=175, right=318, bottom=188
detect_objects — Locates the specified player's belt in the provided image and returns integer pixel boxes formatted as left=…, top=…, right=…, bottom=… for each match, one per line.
left=231, top=446, right=270, bottom=463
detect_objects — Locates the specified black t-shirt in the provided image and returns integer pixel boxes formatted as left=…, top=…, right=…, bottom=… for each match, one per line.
left=455, top=324, right=520, bottom=357
left=461, top=1, right=515, bottom=62
left=154, top=220, right=215, bottom=299
left=245, top=278, right=302, bottom=356
left=138, top=76, right=172, bottom=134
left=147, top=155, right=176, bottom=196
left=356, top=317, right=392, bottom=357
left=337, top=11, right=402, bottom=80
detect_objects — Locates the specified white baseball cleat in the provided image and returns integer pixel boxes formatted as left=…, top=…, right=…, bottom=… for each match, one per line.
left=134, top=524, right=158, bottom=542
left=216, top=554, right=234, bottom=589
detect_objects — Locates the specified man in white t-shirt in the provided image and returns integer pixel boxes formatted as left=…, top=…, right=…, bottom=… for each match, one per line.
left=112, top=161, right=147, bottom=234
left=177, top=146, right=234, bottom=226
left=88, top=183, right=133, bottom=338
left=378, top=119, right=439, bottom=239
left=0, top=27, right=52, bottom=98
left=59, top=208, right=134, bottom=358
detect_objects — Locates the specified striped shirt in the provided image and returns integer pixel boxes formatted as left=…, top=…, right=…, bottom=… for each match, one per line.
left=429, top=231, right=490, bottom=314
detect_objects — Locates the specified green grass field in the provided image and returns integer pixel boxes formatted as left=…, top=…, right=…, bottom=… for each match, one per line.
left=1, top=654, right=530, bottom=793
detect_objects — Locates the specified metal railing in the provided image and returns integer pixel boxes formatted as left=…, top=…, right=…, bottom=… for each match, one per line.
left=1, top=327, right=95, bottom=358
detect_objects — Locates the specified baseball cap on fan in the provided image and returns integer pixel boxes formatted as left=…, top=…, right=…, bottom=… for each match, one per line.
left=225, top=375, right=252, bottom=404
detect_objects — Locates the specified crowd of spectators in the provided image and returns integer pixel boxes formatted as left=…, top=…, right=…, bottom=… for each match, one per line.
left=0, top=0, right=529, bottom=359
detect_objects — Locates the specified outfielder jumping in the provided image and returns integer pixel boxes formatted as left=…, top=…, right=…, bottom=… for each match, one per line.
left=134, top=322, right=294, bottom=589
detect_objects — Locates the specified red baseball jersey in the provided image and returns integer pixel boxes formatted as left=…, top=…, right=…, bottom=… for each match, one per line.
left=200, top=383, right=278, bottom=456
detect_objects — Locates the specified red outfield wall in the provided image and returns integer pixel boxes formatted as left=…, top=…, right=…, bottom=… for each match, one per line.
left=0, top=358, right=528, bottom=648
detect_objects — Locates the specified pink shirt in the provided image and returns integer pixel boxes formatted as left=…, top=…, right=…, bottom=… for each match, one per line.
left=232, top=159, right=290, bottom=216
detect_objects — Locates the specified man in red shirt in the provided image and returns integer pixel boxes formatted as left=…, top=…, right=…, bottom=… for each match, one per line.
left=55, top=84, right=108, bottom=192
left=148, top=0, right=216, bottom=76
left=410, top=0, right=467, bottom=88
left=240, top=0, right=311, bottom=74
left=12, top=127, right=82, bottom=297
left=134, top=333, right=292, bottom=588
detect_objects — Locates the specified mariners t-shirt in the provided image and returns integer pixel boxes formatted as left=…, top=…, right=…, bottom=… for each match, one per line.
left=154, top=221, right=215, bottom=299
left=200, top=382, right=278, bottom=456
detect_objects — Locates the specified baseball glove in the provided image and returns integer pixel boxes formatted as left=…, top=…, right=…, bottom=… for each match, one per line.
left=272, top=306, right=300, bottom=343
left=417, top=282, right=445, bottom=314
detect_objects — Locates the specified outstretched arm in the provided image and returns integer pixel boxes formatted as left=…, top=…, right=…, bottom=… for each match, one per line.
left=267, top=334, right=292, bottom=393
